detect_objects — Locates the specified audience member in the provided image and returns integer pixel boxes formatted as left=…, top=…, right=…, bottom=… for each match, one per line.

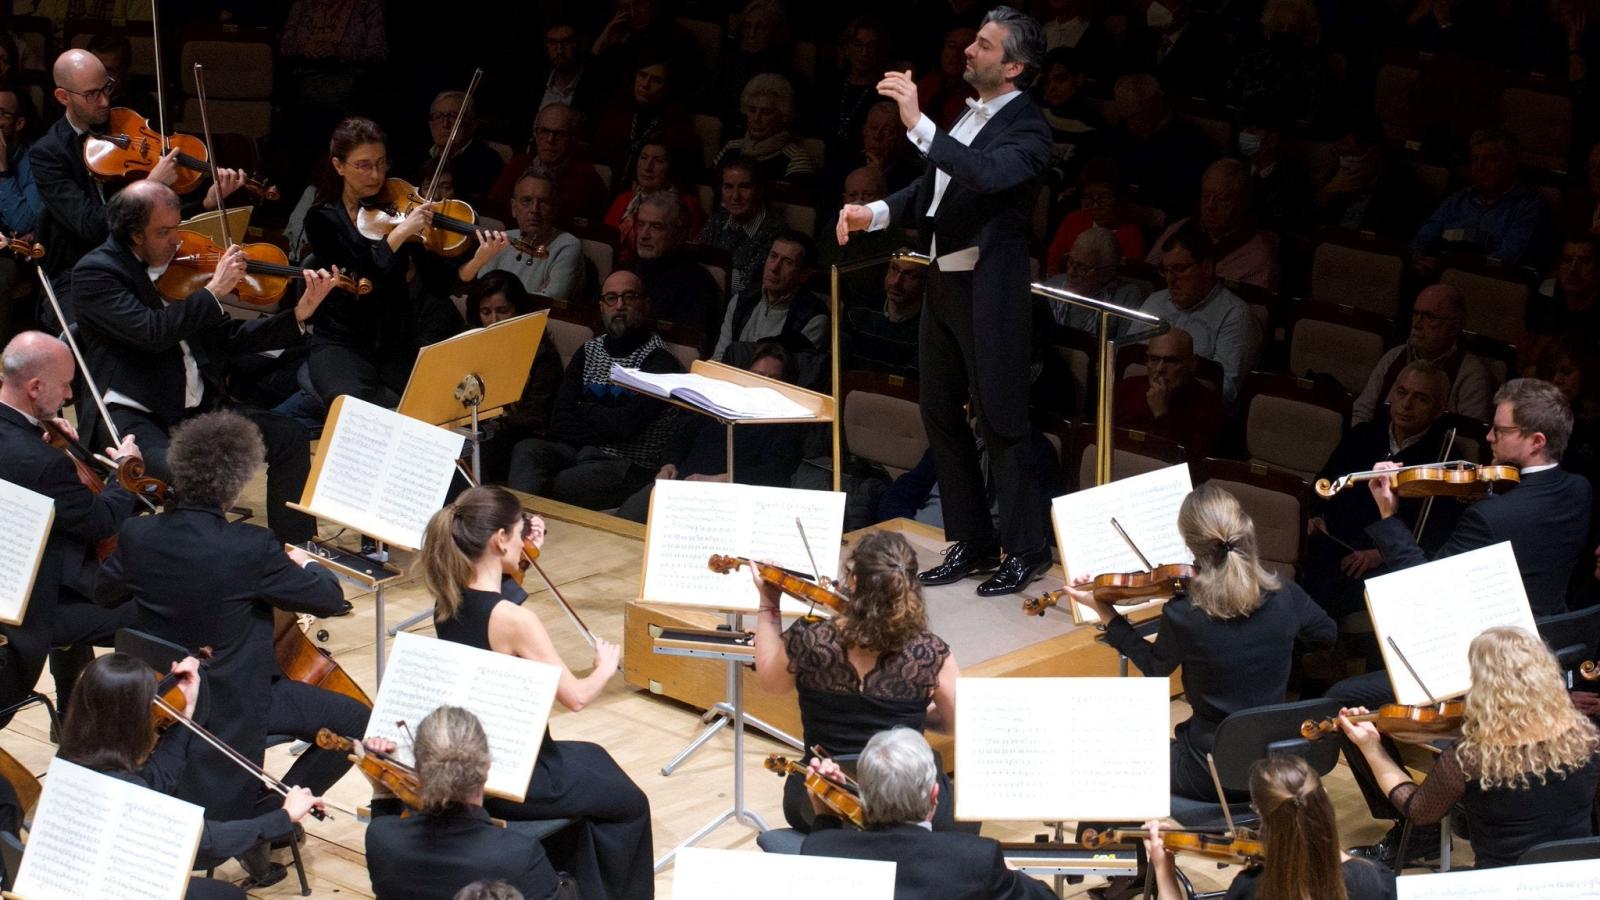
left=916, top=25, right=980, bottom=131
left=717, top=0, right=800, bottom=125
left=1129, top=0, right=1232, bottom=103
left=1224, top=0, right=1333, bottom=128
left=0, top=83, right=38, bottom=331
left=590, top=52, right=701, bottom=181
left=815, top=15, right=890, bottom=151
left=1236, top=104, right=1311, bottom=233
left=1036, top=47, right=1106, bottom=202
left=1107, top=74, right=1215, bottom=219
left=489, top=104, right=608, bottom=229
left=86, top=32, right=158, bottom=119
left=1534, top=331, right=1600, bottom=513
left=1411, top=129, right=1549, bottom=270
left=1112, top=327, right=1226, bottom=461
left=634, top=191, right=724, bottom=338
left=1045, top=159, right=1145, bottom=276
left=588, top=0, right=704, bottom=98
left=1525, top=232, right=1600, bottom=366
left=1042, top=0, right=1113, bottom=76
left=713, top=74, right=815, bottom=188
left=456, top=173, right=583, bottom=305
left=459, top=273, right=563, bottom=484
left=1352, top=284, right=1494, bottom=423
left=605, top=141, right=704, bottom=264
left=410, top=91, right=504, bottom=207
left=534, top=20, right=605, bottom=114
left=1042, top=225, right=1147, bottom=333
left=1147, top=158, right=1279, bottom=290
left=819, top=166, right=910, bottom=309
left=713, top=229, right=826, bottom=359
left=844, top=250, right=926, bottom=378
left=1311, top=117, right=1428, bottom=238
left=698, top=157, right=783, bottom=301
left=825, top=101, right=922, bottom=198
left=1403, top=0, right=1492, bottom=56
left=1136, top=223, right=1260, bottom=403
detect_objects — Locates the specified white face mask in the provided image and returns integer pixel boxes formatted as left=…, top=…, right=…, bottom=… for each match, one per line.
left=1147, top=3, right=1175, bottom=30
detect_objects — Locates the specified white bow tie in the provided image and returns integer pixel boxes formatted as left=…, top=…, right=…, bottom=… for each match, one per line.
left=964, top=97, right=990, bottom=120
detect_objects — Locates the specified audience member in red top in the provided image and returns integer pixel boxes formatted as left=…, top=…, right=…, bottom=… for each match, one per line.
left=1112, top=327, right=1226, bottom=460
left=487, top=103, right=607, bottom=229
left=589, top=52, right=701, bottom=181
left=1046, top=159, right=1148, bottom=276
left=916, top=25, right=979, bottom=131
left=605, top=141, right=704, bottom=265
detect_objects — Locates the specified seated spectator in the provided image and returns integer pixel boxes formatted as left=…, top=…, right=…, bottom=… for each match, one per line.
left=844, top=249, right=925, bottom=378
left=714, top=74, right=815, bottom=189
left=1046, top=159, right=1146, bottom=276
left=717, top=0, right=800, bottom=125
left=1128, top=0, right=1232, bottom=104
left=459, top=272, right=564, bottom=484
left=617, top=342, right=806, bottom=521
left=1236, top=103, right=1311, bottom=233
left=508, top=270, right=682, bottom=509
left=635, top=192, right=725, bottom=338
left=409, top=90, right=505, bottom=207
left=1533, top=331, right=1600, bottom=513
left=916, top=25, right=979, bottom=131
left=1224, top=0, right=1333, bottom=129
left=1137, top=224, right=1261, bottom=403
left=1042, top=0, right=1113, bottom=76
left=456, top=173, right=584, bottom=304
left=1411, top=129, right=1549, bottom=271
left=698, top=156, right=783, bottom=300
left=0, top=82, right=40, bottom=317
left=604, top=141, right=704, bottom=265
left=534, top=20, right=606, bottom=114
left=488, top=104, right=608, bottom=229
left=1525, top=232, right=1600, bottom=367
left=1147, top=159, right=1279, bottom=291
left=825, top=101, right=922, bottom=198
left=1404, top=0, right=1492, bottom=56
left=1558, top=140, right=1600, bottom=237
left=1306, top=361, right=1457, bottom=621
left=815, top=15, right=890, bottom=152
left=1112, top=327, right=1226, bottom=461
left=590, top=52, right=701, bottom=182
left=819, top=166, right=911, bottom=309
left=1107, top=74, right=1215, bottom=220
left=587, top=0, right=704, bottom=99
left=1352, top=284, right=1495, bottom=423
left=88, top=32, right=158, bottom=119
left=1037, top=48, right=1107, bottom=206
left=1311, top=117, right=1428, bottom=239
left=713, top=230, right=827, bottom=359
left=1042, top=225, right=1148, bottom=332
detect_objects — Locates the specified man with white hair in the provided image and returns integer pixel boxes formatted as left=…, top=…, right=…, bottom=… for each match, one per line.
left=1041, top=225, right=1146, bottom=332
left=800, top=727, right=1054, bottom=899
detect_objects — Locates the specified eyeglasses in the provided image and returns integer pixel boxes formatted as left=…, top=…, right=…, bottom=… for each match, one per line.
left=1490, top=424, right=1525, bottom=437
left=600, top=291, right=645, bottom=307
left=62, top=77, right=116, bottom=104
left=1158, top=260, right=1197, bottom=278
left=1412, top=310, right=1461, bottom=324
left=346, top=158, right=390, bottom=174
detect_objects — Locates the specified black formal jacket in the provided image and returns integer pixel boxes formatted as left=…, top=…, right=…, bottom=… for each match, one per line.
left=72, top=235, right=305, bottom=425
left=802, top=819, right=1054, bottom=900
left=1367, top=465, right=1593, bottom=617
left=1315, top=420, right=1460, bottom=551
left=365, top=804, right=562, bottom=900
left=880, top=93, right=1052, bottom=440
left=29, top=117, right=107, bottom=293
left=95, top=505, right=350, bottom=818
left=0, top=402, right=134, bottom=704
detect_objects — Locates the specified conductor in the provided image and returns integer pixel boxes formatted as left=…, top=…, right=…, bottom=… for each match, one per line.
left=837, top=7, right=1053, bottom=596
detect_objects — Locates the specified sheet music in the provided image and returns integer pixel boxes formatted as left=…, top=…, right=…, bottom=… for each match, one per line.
left=0, top=479, right=53, bottom=626
left=1365, top=542, right=1537, bottom=704
left=305, top=396, right=462, bottom=550
left=955, top=677, right=1170, bottom=821
left=364, top=632, right=560, bottom=801
left=642, top=480, right=846, bottom=614
left=12, top=757, right=203, bottom=900
left=672, top=847, right=896, bottom=900
left=1396, top=859, right=1600, bottom=898
left=1050, top=463, right=1192, bottom=621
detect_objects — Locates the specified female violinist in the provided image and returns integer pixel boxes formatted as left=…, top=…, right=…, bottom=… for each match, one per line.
left=751, top=531, right=960, bottom=832
left=58, top=653, right=327, bottom=896
left=358, top=706, right=563, bottom=900
left=1338, top=626, right=1600, bottom=868
left=419, top=485, right=651, bottom=900
left=1063, top=485, right=1336, bottom=801
left=1142, top=756, right=1395, bottom=900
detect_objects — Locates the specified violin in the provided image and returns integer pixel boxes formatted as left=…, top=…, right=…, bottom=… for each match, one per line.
left=316, top=729, right=424, bottom=810
left=1315, top=462, right=1520, bottom=500
left=157, top=229, right=372, bottom=307
left=356, top=178, right=480, bottom=257
left=41, top=419, right=120, bottom=559
left=1581, top=660, right=1599, bottom=681
left=511, top=236, right=549, bottom=260
left=2, top=235, right=43, bottom=260
left=274, top=609, right=373, bottom=709
left=1081, top=827, right=1265, bottom=866
left=1022, top=563, right=1194, bottom=616
left=83, top=108, right=280, bottom=200
left=1300, top=700, right=1466, bottom=740
left=708, top=554, right=849, bottom=614
left=764, top=754, right=865, bottom=828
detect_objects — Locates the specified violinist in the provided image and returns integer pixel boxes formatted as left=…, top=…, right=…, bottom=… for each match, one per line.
left=1142, top=756, right=1395, bottom=900
left=94, top=411, right=367, bottom=864
left=72, top=180, right=334, bottom=544
left=359, top=706, right=562, bottom=900
left=455, top=172, right=584, bottom=304
left=752, top=531, right=960, bottom=832
left=0, top=331, right=142, bottom=718
left=1066, top=484, right=1335, bottom=801
left=1338, top=627, right=1600, bottom=869
left=58, top=653, right=328, bottom=896
left=799, top=727, right=1053, bottom=900
left=419, top=485, right=652, bottom=900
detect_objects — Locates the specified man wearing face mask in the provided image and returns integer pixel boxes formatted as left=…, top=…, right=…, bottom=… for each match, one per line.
left=1310, top=118, right=1427, bottom=238
left=1131, top=0, right=1230, bottom=104
left=1235, top=104, right=1310, bottom=232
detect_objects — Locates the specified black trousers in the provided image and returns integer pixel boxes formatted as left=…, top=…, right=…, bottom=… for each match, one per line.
left=306, top=339, right=409, bottom=410
left=47, top=593, right=140, bottom=711
left=111, top=405, right=316, bottom=544
left=1326, top=669, right=1408, bottom=820
left=918, top=268, right=1043, bottom=554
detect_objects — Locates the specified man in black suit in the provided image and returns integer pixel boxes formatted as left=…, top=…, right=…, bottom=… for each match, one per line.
left=801, top=727, right=1053, bottom=900
left=72, top=180, right=336, bottom=544
left=0, top=331, right=142, bottom=718
left=837, top=6, right=1055, bottom=596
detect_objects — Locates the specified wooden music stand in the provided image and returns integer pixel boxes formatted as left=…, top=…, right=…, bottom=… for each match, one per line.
left=0, top=480, right=55, bottom=628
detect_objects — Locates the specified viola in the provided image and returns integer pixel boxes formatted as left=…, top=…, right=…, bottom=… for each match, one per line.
left=156, top=229, right=372, bottom=308
left=149, top=647, right=213, bottom=732
left=316, top=729, right=424, bottom=810
left=274, top=609, right=373, bottom=709
left=1581, top=660, right=1599, bottom=681
left=1081, top=827, right=1265, bottom=866
left=355, top=178, right=480, bottom=257
left=83, top=108, right=280, bottom=199
left=764, top=754, right=865, bottom=828
left=1022, top=563, right=1194, bottom=616
left=1300, top=700, right=1466, bottom=741
left=41, top=419, right=121, bottom=560
left=708, top=554, right=849, bottom=614
left=2, top=235, right=43, bottom=260
left=511, top=236, right=549, bottom=260
left=115, top=454, right=170, bottom=506
left=1315, top=462, right=1520, bottom=500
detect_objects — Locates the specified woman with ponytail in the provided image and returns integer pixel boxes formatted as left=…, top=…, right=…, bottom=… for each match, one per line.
left=1144, top=756, right=1395, bottom=899
left=1068, top=484, right=1337, bottom=800
left=752, top=531, right=961, bottom=832
left=418, top=486, right=651, bottom=900
left=363, top=706, right=562, bottom=900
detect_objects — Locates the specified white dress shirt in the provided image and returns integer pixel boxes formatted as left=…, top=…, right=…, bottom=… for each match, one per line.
left=104, top=264, right=219, bottom=414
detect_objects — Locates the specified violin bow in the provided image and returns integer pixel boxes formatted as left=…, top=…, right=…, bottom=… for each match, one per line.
left=1109, top=517, right=1154, bottom=571
left=1412, top=426, right=1458, bottom=543
left=1386, top=636, right=1441, bottom=705
left=191, top=63, right=232, bottom=250
left=424, top=67, right=484, bottom=203
left=150, top=0, right=168, bottom=155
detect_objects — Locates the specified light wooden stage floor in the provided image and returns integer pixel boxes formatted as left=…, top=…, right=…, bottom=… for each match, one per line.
left=0, top=474, right=1449, bottom=898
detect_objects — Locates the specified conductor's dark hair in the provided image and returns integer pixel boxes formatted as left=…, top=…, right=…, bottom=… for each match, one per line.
left=105, top=181, right=180, bottom=243
left=982, top=6, right=1045, bottom=90
left=168, top=410, right=267, bottom=510
left=59, top=653, right=159, bottom=775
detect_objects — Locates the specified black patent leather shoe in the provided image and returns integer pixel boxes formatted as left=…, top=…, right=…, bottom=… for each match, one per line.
left=976, top=549, right=1053, bottom=596
left=1348, top=821, right=1441, bottom=869
left=918, top=541, right=1001, bottom=585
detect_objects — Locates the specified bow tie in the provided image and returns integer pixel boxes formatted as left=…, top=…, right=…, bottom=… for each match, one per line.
left=964, top=97, right=991, bottom=120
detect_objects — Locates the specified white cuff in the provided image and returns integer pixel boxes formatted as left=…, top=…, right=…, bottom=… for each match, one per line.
left=865, top=201, right=891, bottom=233
left=906, top=114, right=936, bottom=153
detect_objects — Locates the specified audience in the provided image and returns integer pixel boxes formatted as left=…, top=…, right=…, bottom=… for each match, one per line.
left=590, top=52, right=700, bottom=180
left=605, top=141, right=704, bottom=264
left=818, top=165, right=910, bottom=309
left=1036, top=47, right=1105, bottom=202
left=1352, top=284, right=1494, bottom=424
left=716, top=0, right=799, bottom=126
left=1108, top=74, right=1215, bottom=219
left=1045, top=159, right=1145, bottom=277
left=1147, top=158, right=1279, bottom=291
left=712, top=229, right=826, bottom=359
left=814, top=15, right=889, bottom=152
left=1236, top=103, right=1311, bottom=233
left=456, top=173, right=583, bottom=304
left=1136, top=223, right=1261, bottom=403
left=916, top=25, right=979, bottom=131
left=698, top=156, right=783, bottom=301
left=1224, top=0, right=1333, bottom=129
left=534, top=20, right=605, bottom=114
left=460, top=273, right=563, bottom=484
left=713, top=74, right=815, bottom=189
left=410, top=90, right=503, bottom=207
left=1526, top=232, right=1600, bottom=366
left=1411, top=128, right=1549, bottom=270
left=633, top=191, right=724, bottom=339
left=490, top=103, right=608, bottom=229
left=1311, top=117, right=1428, bottom=238
left=1042, top=225, right=1147, bottom=333
left=825, top=101, right=921, bottom=197
left=1112, top=327, right=1226, bottom=461
left=1130, top=0, right=1232, bottom=103
left=843, top=250, right=926, bottom=378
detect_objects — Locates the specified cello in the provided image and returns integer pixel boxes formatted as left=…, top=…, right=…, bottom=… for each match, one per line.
left=273, top=609, right=373, bottom=709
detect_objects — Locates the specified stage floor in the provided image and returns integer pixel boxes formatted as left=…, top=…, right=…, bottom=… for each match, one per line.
left=0, top=475, right=1447, bottom=897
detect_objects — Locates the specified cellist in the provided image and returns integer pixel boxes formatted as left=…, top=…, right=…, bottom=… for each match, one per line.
left=94, top=409, right=368, bottom=883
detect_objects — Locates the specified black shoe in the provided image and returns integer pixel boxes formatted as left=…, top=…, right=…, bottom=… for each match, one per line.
left=237, top=845, right=288, bottom=888
left=918, top=541, right=1001, bottom=586
left=976, top=549, right=1053, bottom=597
left=1349, top=821, right=1442, bottom=868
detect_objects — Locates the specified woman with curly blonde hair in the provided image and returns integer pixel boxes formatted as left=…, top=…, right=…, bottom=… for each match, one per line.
left=753, top=531, right=959, bottom=832
left=1340, top=626, right=1600, bottom=868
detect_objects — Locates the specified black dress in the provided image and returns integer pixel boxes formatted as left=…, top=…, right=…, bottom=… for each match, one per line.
left=782, top=618, right=959, bottom=832
left=434, top=587, right=653, bottom=900
left=1224, top=858, right=1395, bottom=899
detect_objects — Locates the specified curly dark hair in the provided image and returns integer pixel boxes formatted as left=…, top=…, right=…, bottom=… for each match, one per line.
left=167, top=410, right=266, bottom=510
left=838, top=531, right=927, bottom=654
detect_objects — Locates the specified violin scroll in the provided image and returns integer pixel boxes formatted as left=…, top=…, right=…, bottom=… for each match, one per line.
left=707, top=554, right=745, bottom=575
left=1021, top=590, right=1062, bottom=617
left=1579, top=660, right=1599, bottom=682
